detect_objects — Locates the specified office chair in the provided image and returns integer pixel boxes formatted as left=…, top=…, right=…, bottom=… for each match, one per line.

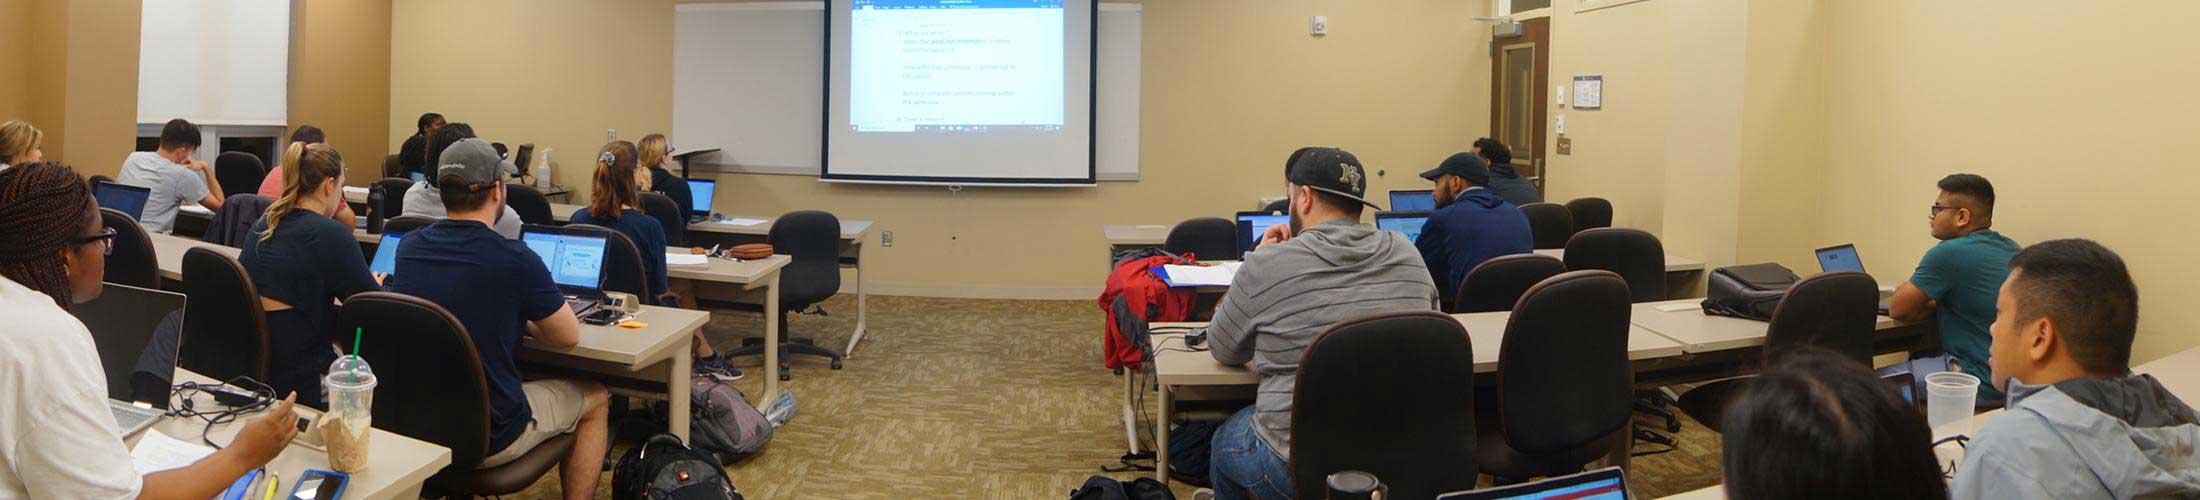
left=88, top=174, right=113, bottom=192
left=177, top=247, right=271, bottom=384
left=1678, top=271, right=1880, bottom=433
left=1164, top=217, right=1237, bottom=262
left=370, top=177, right=413, bottom=224
left=504, top=183, right=556, bottom=226
left=1519, top=203, right=1575, bottom=250
left=214, top=152, right=266, bottom=201
left=1478, top=271, right=1635, bottom=483
left=100, top=208, right=161, bottom=289
left=566, top=223, right=651, bottom=299
left=1565, top=197, right=1614, bottom=233
left=336, top=292, right=577, bottom=497
left=382, top=154, right=405, bottom=180
left=1562, top=228, right=1666, bottom=303
left=639, top=192, right=689, bottom=247
left=1262, top=198, right=1289, bottom=213
left=1452, top=253, right=1567, bottom=313
left=200, top=194, right=273, bottom=247
left=728, top=211, right=846, bottom=380
left=380, top=215, right=438, bottom=235
left=491, top=142, right=509, bottom=158
left=1291, top=310, right=1479, bottom=499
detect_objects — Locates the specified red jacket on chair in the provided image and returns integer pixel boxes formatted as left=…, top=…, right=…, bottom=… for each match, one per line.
left=1098, top=253, right=1195, bottom=370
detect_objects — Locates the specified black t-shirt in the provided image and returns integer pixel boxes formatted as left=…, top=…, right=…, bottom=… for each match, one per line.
left=239, top=211, right=382, bottom=401
left=386, top=219, right=567, bottom=453
left=649, top=167, right=695, bottom=218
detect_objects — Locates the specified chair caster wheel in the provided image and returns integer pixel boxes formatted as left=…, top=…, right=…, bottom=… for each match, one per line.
left=832, top=360, right=844, bottom=370
left=780, top=372, right=792, bottom=381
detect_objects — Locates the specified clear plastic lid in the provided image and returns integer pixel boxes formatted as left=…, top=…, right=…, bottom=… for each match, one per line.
left=325, top=355, right=376, bottom=389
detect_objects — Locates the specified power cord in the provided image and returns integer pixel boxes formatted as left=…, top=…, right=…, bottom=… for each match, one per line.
left=168, top=377, right=278, bottom=450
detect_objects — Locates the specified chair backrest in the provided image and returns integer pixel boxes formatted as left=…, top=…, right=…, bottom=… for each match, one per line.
left=1292, top=310, right=1479, bottom=499
left=1564, top=197, right=1614, bottom=233
left=1562, top=228, right=1666, bottom=302
left=1263, top=198, right=1289, bottom=213
left=381, top=215, right=438, bottom=235
left=100, top=208, right=161, bottom=289
left=1453, top=253, right=1566, bottom=313
left=1498, top=270, right=1634, bottom=467
left=769, top=211, right=844, bottom=309
left=1519, top=203, right=1575, bottom=249
left=214, top=152, right=266, bottom=200
left=1164, top=217, right=1237, bottom=261
left=371, top=177, right=413, bottom=221
left=88, top=174, right=113, bottom=192
left=1766, top=271, right=1880, bottom=365
left=336, top=292, right=495, bottom=472
left=565, top=223, right=648, bottom=298
left=638, top=192, right=688, bottom=247
left=177, top=247, right=270, bottom=382
left=381, top=154, right=403, bottom=179
left=201, top=194, right=274, bottom=247
left=491, top=142, right=509, bottom=158
left=503, top=183, right=555, bottom=226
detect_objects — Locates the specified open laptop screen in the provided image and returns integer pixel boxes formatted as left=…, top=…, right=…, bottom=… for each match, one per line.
left=1235, top=212, right=1290, bottom=259
left=686, top=178, right=716, bottom=216
left=1438, top=467, right=1629, bottom=500
left=522, top=230, right=609, bottom=289
left=1376, top=211, right=1431, bottom=242
left=1816, top=244, right=1866, bottom=273
left=95, top=181, right=153, bottom=220
left=1390, top=189, right=1436, bottom=212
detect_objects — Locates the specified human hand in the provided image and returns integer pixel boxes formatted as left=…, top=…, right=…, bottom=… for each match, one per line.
left=1257, top=223, right=1292, bottom=248
left=228, top=393, right=301, bottom=466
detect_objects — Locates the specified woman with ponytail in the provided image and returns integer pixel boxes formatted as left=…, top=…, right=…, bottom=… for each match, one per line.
left=570, top=141, right=740, bottom=380
left=637, top=133, right=695, bottom=219
left=239, top=143, right=383, bottom=405
left=0, top=162, right=301, bottom=498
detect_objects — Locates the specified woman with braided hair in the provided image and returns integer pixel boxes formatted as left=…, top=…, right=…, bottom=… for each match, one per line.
left=0, top=162, right=299, bottom=499
left=240, top=143, right=383, bottom=405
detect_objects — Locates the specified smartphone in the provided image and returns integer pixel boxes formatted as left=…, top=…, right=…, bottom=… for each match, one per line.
left=580, top=308, right=623, bottom=326
left=289, top=469, right=348, bottom=500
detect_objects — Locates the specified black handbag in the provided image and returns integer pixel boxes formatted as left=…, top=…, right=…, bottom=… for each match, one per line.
left=1701, top=263, right=1800, bottom=321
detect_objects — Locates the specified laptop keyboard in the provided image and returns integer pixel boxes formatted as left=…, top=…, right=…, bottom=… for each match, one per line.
left=109, top=401, right=163, bottom=435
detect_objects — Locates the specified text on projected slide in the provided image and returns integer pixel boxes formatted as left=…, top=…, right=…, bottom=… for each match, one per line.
left=850, top=0, right=1064, bottom=133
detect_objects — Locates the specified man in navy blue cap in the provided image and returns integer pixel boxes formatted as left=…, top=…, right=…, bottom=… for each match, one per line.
left=1415, top=152, right=1534, bottom=308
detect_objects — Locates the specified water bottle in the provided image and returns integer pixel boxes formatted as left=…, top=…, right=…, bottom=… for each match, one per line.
left=535, top=148, right=554, bottom=189
left=322, top=355, right=377, bottom=473
left=364, top=185, right=385, bottom=234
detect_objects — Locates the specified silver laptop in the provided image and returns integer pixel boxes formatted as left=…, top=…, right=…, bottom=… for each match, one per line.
left=74, top=282, right=185, bottom=437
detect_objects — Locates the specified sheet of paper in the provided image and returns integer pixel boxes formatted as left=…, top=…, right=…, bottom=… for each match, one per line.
left=1159, top=262, right=1241, bottom=287
left=666, top=253, right=710, bottom=268
left=131, top=429, right=214, bottom=475
left=179, top=205, right=213, bottom=216
left=711, top=217, right=769, bottom=227
left=1655, top=303, right=1702, bottom=313
left=341, top=186, right=369, bottom=196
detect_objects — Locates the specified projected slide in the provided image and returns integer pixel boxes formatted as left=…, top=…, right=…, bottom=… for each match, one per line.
left=850, top=0, right=1064, bottom=132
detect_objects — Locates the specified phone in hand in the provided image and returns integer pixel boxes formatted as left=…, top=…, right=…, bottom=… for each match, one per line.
left=289, top=469, right=348, bottom=500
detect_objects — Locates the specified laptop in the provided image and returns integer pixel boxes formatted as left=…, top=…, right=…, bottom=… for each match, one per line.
left=1234, top=211, right=1291, bottom=260
left=521, top=225, right=611, bottom=316
left=95, top=181, right=153, bottom=220
left=1375, top=210, right=1432, bottom=242
left=686, top=178, right=717, bottom=223
left=73, top=282, right=184, bottom=437
left=1390, top=189, right=1436, bottom=212
left=368, top=231, right=406, bottom=276
left=1438, top=466, right=1630, bottom=500
left=1816, top=244, right=1893, bottom=315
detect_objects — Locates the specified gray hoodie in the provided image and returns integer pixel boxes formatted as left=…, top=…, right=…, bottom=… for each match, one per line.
left=1207, top=218, right=1440, bottom=458
left=401, top=180, right=524, bottom=240
left=1952, top=374, right=2200, bottom=499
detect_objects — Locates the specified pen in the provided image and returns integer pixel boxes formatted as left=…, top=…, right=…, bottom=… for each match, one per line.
left=259, top=470, right=281, bottom=500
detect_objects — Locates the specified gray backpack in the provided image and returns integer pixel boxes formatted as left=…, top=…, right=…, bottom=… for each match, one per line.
left=687, top=374, right=775, bottom=463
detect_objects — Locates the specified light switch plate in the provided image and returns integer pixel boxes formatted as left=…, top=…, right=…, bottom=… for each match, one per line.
left=1310, top=16, right=1328, bottom=36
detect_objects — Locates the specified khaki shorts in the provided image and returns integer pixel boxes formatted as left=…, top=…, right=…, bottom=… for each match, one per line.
left=480, top=379, right=591, bottom=468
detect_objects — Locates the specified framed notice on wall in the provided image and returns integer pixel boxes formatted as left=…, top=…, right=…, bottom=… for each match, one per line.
left=1572, top=76, right=1603, bottom=110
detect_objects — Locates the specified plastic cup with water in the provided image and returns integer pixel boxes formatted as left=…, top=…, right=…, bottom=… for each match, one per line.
left=322, top=355, right=376, bottom=472
left=1925, top=371, right=1981, bottom=436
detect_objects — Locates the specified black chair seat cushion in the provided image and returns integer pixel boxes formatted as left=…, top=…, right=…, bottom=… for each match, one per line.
left=444, top=434, right=576, bottom=496
left=1676, top=377, right=1754, bottom=434
left=1474, top=408, right=1630, bottom=480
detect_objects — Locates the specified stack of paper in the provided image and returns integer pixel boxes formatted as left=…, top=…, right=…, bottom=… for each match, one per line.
left=667, top=252, right=710, bottom=269
left=709, top=217, right=770, bottom=227
left=341, top=186, right=370, bottom=197
left=1156, top=262, right=1240, bottom=287
left=131, top=429, right=214, bottom=475
left=179, top=205, right=213, bottom=216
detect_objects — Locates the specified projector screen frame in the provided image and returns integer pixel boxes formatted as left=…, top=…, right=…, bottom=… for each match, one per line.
left=820, top=0, right=1100, bottom=187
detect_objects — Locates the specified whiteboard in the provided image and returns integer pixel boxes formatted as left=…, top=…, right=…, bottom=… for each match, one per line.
left=137, top=0, right=291, bottom=126
left=672, top=2, right=1142, bottom=180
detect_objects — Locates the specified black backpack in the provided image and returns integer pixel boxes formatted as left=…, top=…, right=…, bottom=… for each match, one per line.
left=1701, top=263, right=1801, bottom=321
left=613, top=434, right=743, bottom=500
left=1068, top=475, right=1176, bottom=500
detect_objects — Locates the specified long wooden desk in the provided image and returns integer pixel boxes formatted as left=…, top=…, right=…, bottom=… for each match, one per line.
left=1628, top=299, right=1908, bottom=353
left=1101, top=224, right=1707, bottom=275
left=148, top=369, right=451, bottom=500
left=342, top=183, right=570, bottom=205
left=147, top=232, right=239, bottom=281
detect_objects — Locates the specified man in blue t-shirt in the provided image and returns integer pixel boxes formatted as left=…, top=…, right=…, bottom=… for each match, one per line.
left=1414, top=152, right=1534, bottom=307
left=1889, top=173, right=2019, bottom=405
left=386, top=141, right=606, bottom=500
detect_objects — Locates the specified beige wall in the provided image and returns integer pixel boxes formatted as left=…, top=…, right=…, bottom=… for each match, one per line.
left=0, top=0, right=26, bottom=120
left=1822, top=0, right=2200, bottom=362
left=292, top=0, right=394, bottom=187
left=394, top=0, right=1496, bottom=297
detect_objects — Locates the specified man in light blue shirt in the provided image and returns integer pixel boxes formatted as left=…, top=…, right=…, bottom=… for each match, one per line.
left=115, top=119, right=224, bottom=233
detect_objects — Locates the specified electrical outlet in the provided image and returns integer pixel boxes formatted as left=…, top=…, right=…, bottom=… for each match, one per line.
left=881, top=230, right=894, bottom=247
left=607, top=129, right=617, bottom=141
left=1310, top=15, right=1328, bottom=36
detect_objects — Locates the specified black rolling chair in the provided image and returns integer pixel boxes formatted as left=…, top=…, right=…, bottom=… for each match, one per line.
left=176, top=247, right=271, bottom=383
left=88, top=174, right=113, bottom=192
left=100, top=208, right=161, bottom=289
left=214, top=152, right=266, bottom=201
left=1677, top=271, right=1881, bottom=433
left=1565, top=197, right=1614, bottom=233
left=371, top=177, right=412, bottom=222
left=1164, top=217, right=1237, bottom=261
left=1452, top=253, right=1567, bottom=313
left=1478, top=271, right=1635, bottom=483
left=381, top=154, right=404, bottom=180
left=1562, top=228, right=1666, bottom=303
left=1291, top=310, right=1479, bottom=499
left=1520, top=203, right=1575, bottom=250
left=336, top=292, right=577, bottom=497
left=728, top=211, right=846, bottom=380
left=491, top=142, right=509, bottom=158
left=1262, top=198, right=1289, bottom=213
left=566, top=223, right=650, bottom=299
left=380, top=215, right=438, bottom=235
left=504, top=183, right=555, bottom=226
left=639, top=192, right=689, bottom=247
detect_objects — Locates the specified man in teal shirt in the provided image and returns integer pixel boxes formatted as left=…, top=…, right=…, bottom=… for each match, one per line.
left=1889, top=173, right=2019, bottom=404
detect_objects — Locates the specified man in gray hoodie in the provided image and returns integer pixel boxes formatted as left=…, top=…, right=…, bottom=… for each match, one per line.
left=1952, top=239, right=2200, bottom=499
left=1204, top=147, right=1441, bottom=500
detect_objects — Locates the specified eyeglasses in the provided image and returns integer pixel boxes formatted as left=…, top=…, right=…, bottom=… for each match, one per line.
left=73, top=227, right=117, bottom=256
left=1929, top=205, right=1961, bottom=216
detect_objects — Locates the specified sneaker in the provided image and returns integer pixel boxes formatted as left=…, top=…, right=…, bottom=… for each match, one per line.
left=696, top=354, right=743, bottom=381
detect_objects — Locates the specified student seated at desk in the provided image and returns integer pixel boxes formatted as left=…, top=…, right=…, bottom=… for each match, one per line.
left=1470, top=138, right=1541, bottom=206
left=1951, top=239, right=2200, bottom=499
left=0, top=120, right=44, bottom=171
left=1720, top=348, right=1947, bottom=500
left=398, top=112, right=445, bottom=182
left=117, top=119, right=225, bottom=234
left=1887, top=174, right=2020, bottom=407
left=638, top=134, right=694, bottom=218
left=401, top=129, right=523, bottom=239
left=1414, top=152, right=1532, bottom=306
left=0, top=162, right=301, bottom=498
left=240, top=143, right=383, bottom=405
left=1203, top=147, right=1439, bottom=500
left=385, top=140, right=608, bottom=500
left=571, top=141, right=740, bottom=380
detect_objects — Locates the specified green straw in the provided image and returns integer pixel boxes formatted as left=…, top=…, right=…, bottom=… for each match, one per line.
left=353, top=327, right=363, bottom=356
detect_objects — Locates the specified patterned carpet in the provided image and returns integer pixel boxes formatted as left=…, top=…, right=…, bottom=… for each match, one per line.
left=514, top=295, right=1730, bottom=499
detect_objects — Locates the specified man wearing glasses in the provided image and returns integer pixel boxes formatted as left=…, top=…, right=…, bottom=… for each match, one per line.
left=1889, top=173, right=2020, bottom=407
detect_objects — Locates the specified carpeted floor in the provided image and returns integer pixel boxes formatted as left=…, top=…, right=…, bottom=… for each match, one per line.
left=514, top=295, right=1730, bottom=499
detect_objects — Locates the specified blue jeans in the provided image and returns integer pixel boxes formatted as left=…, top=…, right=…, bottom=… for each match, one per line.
left=1211, top=407, right=1294, bottom=500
